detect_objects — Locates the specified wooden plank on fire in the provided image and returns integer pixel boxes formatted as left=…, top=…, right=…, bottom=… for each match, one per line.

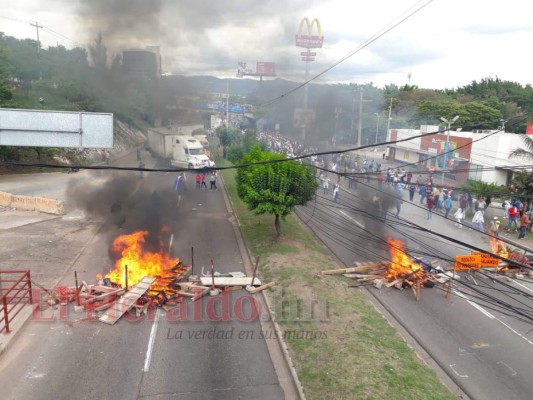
left=199, top=277, right=262, bottom=287
left=323, top=263, right=385, bottom=275
left=99, top=276, right=157, bottom=325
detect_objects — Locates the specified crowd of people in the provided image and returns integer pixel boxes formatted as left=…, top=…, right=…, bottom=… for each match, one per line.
left=256, top=130, right=533, bottom=241
left=257, top=130, right=316, bottom=158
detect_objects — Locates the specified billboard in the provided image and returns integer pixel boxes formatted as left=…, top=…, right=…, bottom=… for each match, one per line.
left=237, top=61, right=276, bottom=77
left=0, top=108, right=113, bottom=148
left=295, top=17, right=324, bottom=48
left=256, top=62, right=276, bottom=76
left=526, top=121, right=533, bottom=134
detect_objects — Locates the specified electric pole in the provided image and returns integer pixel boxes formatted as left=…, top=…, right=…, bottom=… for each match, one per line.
left=354, top=88, right=371, bottom=148
left=30, top=21, right=43, bottom=54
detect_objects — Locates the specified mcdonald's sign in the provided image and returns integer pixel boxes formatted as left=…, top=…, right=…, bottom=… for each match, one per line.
left=295, top=17, right=324, bottom=48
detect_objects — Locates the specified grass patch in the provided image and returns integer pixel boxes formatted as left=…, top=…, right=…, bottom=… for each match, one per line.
left=219, top=158, right=455, bottom=400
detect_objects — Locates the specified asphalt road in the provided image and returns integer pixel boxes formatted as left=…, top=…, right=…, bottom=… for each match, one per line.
left=0, top=154, right=285, bottom=399
left=295, top=182, right=533, bottom=400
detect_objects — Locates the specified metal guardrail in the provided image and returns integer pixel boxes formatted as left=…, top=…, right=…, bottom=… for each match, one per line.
left=0, top=270, right=33, bottom=334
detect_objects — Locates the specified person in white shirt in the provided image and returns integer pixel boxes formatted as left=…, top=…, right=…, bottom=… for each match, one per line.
left=454, top=207, right=464, bottom=228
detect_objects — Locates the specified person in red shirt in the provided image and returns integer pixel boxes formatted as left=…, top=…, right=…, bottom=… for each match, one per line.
left=508, top=204, right=519, bottom=231
left=195, top=173, right=202, bottom=189
left=427, top=196, right=435, bottom=220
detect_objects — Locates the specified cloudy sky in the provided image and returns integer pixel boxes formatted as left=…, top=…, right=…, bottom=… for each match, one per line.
left=1, top=0, right=532, bottom=89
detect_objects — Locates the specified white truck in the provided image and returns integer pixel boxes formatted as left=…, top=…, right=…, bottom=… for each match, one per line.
left=147, top=126, right=214, bottom=169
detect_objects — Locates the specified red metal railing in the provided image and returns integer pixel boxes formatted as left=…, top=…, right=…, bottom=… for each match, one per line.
left=0, top=270, right=33, bottom=334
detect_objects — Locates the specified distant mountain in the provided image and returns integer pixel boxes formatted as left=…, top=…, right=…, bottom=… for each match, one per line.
left=162, top=75, right=301, bottom=96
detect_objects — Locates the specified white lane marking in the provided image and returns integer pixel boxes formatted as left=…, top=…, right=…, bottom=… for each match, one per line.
left=509, top=278, right=533, bottom=294
left=449, top=364, right=469, bottom=378
left=454, top=290, right=533, bottom=347
left=143, top=310, right=161, bottom=372
left=339, top=210, right=365, bottom=228
left=497, top=361, right=517, bottom=376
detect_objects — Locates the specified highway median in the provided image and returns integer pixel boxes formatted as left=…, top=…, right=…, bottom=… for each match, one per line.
left=219, top=159, right=456, bottom=400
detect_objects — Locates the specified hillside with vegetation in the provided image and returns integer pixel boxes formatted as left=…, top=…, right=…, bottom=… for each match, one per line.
left=0, top=33, right=180, bottom=167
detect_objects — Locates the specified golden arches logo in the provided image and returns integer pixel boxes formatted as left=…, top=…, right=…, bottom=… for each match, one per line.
left=295, top=17, right=324, bottom=48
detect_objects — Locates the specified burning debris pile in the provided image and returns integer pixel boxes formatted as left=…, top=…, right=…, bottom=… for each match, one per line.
left=45, top=229, right=270, bottom=325
left=321, top=238, right=447, bottom=301
left=97, top=229, right=191, bottom=306
left=321, top=234, right=533, bottom=301
left=489, top=234, right=532, bottom=276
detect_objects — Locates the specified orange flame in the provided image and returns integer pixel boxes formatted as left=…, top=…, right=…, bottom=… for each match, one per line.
left=105, top=230, right=180, bottom=290
left=386, top=238, right=426, bottom=283
left=488, top=230, right=508, bottom=260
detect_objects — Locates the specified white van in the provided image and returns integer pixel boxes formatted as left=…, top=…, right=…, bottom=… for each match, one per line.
left=171, top=135, right=213, bottom=169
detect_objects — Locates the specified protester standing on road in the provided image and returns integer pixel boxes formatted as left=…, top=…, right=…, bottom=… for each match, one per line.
left=426, top=196, right=435, bottom=219
left=459, top=194, right=468, bottom=212
left=209, top=172, right=217, bottom=190
left=454, top=207, right=464, bottom=228
left=490, top=217, right=501, bottom=237
left=200, top=172, right=208, bottom=189
left=395, top=197, right=403, bottom=217
left=508, top=203, right=519, bottom=232
left=444, top=196, right=453, bottom=219
left=472, top=209, right=485, bottom=233
left=503, top=200, right=511, bottom=218
left=419, top=184, right=427, bottom=204
left=408, top=183, right=416, bottom=202
left=323, top=177, right=329, bottom=195
left=518, top=211, right=530, bottom=239
left=173, top=173, right=186, bottom=207
left=333, top=183, right=339, bottom=203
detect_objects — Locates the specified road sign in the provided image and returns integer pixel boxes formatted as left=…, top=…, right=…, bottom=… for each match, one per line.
left=454, top=255, right=481, bottom=270
left=301, top=57, right=315, bottom=62
left=0, top=108, right=113, bottom=148
left=471, top=252, right=500, bottom=267
left=300, top=51, right=317, bottom=57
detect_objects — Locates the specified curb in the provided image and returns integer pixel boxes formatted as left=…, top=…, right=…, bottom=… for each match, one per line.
left=218, top=170, right=306, bottom=400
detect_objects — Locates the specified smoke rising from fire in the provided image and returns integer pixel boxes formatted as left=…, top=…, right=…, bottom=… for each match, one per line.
left=66, top=172, right=178, bottom=254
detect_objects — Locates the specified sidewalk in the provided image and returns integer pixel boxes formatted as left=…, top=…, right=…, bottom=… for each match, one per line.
left=339, top=181, right=533, bottom=266
left=0, top=145, right=155, bottom=357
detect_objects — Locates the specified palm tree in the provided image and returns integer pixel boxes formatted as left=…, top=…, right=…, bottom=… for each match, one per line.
left=509, top=135, right=533, bottom=160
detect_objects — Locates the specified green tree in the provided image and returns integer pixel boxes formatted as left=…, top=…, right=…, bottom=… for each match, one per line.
left=0, top=47, right=15, bottom=106
left=413, top=100, right=501, bottom=128
left=510, top=171, right=533, bottom=200
left=236, top=146, right=318, bottom=236
left=88, top=33, right=107, bottom=69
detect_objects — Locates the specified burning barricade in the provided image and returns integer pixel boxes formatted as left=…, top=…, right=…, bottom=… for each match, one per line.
left=321, top=238, right=447, bottom=301
left=44, top=229, right=269, bottom=325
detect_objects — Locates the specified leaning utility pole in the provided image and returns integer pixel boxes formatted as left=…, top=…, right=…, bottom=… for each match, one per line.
left=30, top=21, right=43, bottom=54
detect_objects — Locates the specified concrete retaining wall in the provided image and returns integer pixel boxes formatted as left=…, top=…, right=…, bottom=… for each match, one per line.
left=0, top=191, right=12, bottom=207
left=35, top=197, right=65, bottom=215
left=0, top=192, right=65, bottom=215
left=10, top=195, right=36, bottom=211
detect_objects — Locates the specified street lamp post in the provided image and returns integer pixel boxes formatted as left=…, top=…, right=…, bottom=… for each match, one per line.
left=333, top=107, right=342, bottom=145
left=440, top=115, right=459, bottom=184
left=374, top=112, right=381, bottom=146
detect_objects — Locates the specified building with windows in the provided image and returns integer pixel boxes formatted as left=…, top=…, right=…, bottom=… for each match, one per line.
left=122, top=46, right=161, bottom=78
left=386, top=126, right=530, bottom=185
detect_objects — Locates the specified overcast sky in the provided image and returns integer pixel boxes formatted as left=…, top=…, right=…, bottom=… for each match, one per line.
left=1, top=0, right=532, bottom=89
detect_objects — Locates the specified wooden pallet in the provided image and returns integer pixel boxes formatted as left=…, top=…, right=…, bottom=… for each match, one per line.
left=99, top=277, right=156, bottom=325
